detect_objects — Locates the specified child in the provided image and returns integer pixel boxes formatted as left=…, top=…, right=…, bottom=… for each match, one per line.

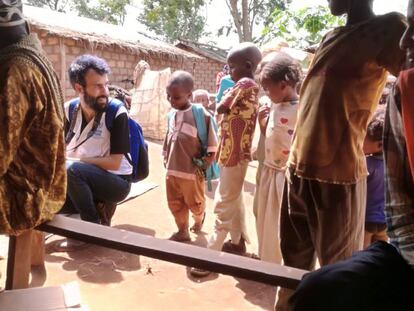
left=163, top=71, right=218, bottom=242
left=190, top=42, right=262, bottom=277
left=193, top=89, right=214, bottom=116
left=255, top=53, right=302, bottom=263
left=252, top=51, right=280, bottom=223
left=363, top=106, right=388, bottom=248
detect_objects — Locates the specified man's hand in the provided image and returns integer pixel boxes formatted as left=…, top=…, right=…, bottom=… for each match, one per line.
left=80, top=154, right=123, bottom=171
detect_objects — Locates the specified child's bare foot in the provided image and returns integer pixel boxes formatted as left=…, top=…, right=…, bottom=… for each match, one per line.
left=169, top=231, right=191, bottom=242
left=190, top=212, right=206, bottom=233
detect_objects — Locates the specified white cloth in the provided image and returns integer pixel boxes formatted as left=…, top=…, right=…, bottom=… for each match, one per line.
left=208, top=163, right=249, bottom=251
left=256, top=165, right=285, bottom=263
left=264, top=100, right=298, bottom=170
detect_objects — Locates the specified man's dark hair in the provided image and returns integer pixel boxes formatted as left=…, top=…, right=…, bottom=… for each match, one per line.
left=68, top=55, right=110, bottom=87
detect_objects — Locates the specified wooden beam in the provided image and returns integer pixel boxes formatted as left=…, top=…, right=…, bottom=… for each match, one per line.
left=37, top=215, right=306, bottom=289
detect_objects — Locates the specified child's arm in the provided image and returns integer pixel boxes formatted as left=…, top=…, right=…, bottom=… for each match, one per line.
left=204, top=114, right=218, bottom=166
left=258, top=104, right=270, bottom=135
left=216, top=83, right=242, bottom=114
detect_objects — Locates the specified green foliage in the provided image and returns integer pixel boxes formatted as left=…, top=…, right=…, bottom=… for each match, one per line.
left=26, top=0, right=69, bottom=12
left=220, top=0, right=291, bottom=42
left=139, top=0, right=208, bottom=43
left=72, top=0, right=131, bottom=25
left=26, top=0, right=130, bottom=25
left=261, top=5, right=345, bottom=49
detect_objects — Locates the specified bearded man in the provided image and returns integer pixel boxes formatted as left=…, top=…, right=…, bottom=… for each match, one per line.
left=61, top=55, right=132, bottom=227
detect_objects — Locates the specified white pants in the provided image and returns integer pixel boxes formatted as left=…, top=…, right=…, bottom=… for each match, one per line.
left=208, top=163, right=249, bottom=251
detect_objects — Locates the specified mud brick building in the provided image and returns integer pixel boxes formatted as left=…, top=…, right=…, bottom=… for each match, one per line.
left=24, top=6, right=226, bottom=101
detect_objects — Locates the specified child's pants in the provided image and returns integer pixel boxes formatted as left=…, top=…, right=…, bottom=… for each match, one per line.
left=208, top=163, right=249, bottom=251
left=166, top=175, right=205, bottom=232
left=255, top=165, right=285, bottom=263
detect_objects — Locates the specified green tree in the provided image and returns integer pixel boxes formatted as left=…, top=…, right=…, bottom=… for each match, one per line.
left=222, top=0, right=291, bottom=42
left=26, top=0, right=70, bottom=12
left=138, top=0, right=208, bottom=43
left=261, top=5, right=345, bottom=49
left=26, top=0, right=130, bottom=25
left=72, top=0, right=131, bottom=25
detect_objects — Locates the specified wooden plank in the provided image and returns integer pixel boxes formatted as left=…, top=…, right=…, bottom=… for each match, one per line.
left=37, top=215, right=306, bottom=289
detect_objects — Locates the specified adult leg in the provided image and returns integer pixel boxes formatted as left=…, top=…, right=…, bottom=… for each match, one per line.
left=208, top=163, right=248, bottom=251
left=275, top=170, right=317, bottom=311
left=289, top=241, right=414, bottom=311
left=311, top=178, right=366, bottom=266
left=66, top=162, right=130, bottom=223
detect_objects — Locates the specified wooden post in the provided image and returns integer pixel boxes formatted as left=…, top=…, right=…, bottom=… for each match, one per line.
left=5, top=230, right=45, bottom=290
left=6, top=230, right=32, bottom=290
left=59, top=38, right=66, bottom=100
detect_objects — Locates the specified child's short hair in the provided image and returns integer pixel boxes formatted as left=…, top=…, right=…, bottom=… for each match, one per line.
left=168, top=70, right=194, bottom=92
left=366, top=106, right=385, bottom=142
left=260, top=53, right=302, bottom=87
left=193, top=89, right=209, bottom=101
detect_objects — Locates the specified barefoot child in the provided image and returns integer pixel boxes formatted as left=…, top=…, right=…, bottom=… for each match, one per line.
left=255, top=53, right=302, bottom=263
left=163, top=71, right=218, bottom=241
left=190, top=42, right=262, bottom=277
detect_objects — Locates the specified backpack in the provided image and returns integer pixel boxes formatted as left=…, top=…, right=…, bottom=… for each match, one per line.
left=167, top=104, right=219, bottom=191
left=68, top=98, right=149, bottom=183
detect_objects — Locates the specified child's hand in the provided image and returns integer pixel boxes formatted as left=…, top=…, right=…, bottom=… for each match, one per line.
left=258, top=105, right=270, bottom=134
left=203, top=152, right=216, bottom=166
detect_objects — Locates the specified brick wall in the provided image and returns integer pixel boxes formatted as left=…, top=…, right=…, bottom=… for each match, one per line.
left=32, top=28, right=222, bottom=101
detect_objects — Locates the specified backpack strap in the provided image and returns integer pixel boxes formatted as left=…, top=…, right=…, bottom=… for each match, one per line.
left=65, top=98, right=81, bottom=144
left=104, top=98, right=134, bottom=166
left=104, top=98, right=124, bottom=131
left=191, top=104, right=209, bottom=149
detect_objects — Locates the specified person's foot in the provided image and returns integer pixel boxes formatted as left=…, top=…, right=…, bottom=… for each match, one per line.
left=221, top=237, right=246, bottom=255
left=169, top=231, right=191, bottom=242
left=190, top=267, right=211, bottom=277
left=96, top=202, right=117, bottom=226
left=53, top=238, right=89, bottom=252
left=190, top=212, right=206, bottom=233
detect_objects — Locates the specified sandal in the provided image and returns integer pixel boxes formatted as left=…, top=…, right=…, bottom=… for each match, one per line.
left=190, top=267, right=211, bottom=277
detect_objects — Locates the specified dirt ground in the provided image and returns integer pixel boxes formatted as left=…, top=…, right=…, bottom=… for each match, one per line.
left=0, top=140, right=276, bottom=311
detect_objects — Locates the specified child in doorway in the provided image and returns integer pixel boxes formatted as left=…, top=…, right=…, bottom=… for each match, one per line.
left=190, top=42, right=262, bottom=277
left=363, top=105, right=388, bottom=248
left=255, top=53, right=302, bottom=263
left=163, top=71, right=218, bottom=242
